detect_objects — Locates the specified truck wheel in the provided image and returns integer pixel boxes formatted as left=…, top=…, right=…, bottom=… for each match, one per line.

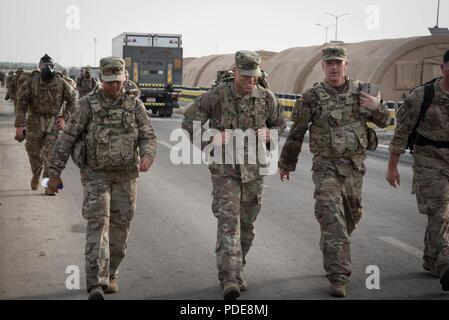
left=150, top=108, right=158, bottom=116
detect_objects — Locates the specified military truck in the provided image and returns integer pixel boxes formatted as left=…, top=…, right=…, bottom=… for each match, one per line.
left=112, top=32, right=183, bottom=117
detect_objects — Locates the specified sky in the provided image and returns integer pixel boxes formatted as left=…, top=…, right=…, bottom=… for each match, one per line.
left=0, top=0, right=447, bottom=67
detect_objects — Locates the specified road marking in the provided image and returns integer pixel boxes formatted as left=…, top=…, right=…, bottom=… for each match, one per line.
left=157, top=140, right=181, bottom=152
left=379, top=236, right=422, bottom=258
left=150, top=118, right=182, bottom=122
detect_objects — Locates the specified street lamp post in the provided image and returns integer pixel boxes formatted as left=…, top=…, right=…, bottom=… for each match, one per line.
left=436, top=0, right=440, bottom=27
left=325, top=12, right=350, bottom=42
left=316, top=23, right=335, bottom=43
left=215, top=42, right=222, bottom=54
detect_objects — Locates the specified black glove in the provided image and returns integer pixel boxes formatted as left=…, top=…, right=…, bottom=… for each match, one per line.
left=5, top=94, right=10, bottom=101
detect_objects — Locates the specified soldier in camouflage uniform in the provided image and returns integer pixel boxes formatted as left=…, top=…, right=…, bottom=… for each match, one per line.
left=387, top=49, right=449, bottom=291
left=123, top=69, right=141, bottom=97
left=0, top=70, right=5, bottom=87
left=76, top=67, right=98, bottom=98
left=61, top=69, right=77, bottom=89
left=5, top=68, right=24, bottom=112
left=279, top=46, right=390, bottom=297
left=5, top=71, right=15, bottom=101
left=46, top=57, right=157, bottom=300
left=182, top=50, right=285, bottom=300
left=15, top=54, right=75, bottom=194
left=211, top=70, right=234, bottom=88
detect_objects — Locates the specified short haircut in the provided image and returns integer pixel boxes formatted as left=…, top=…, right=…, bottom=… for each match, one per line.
left=444, top=49, right=449, bottom=63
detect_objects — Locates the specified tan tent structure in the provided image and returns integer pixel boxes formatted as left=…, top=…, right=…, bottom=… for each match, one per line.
left=183, top=35, right=449, bottom=101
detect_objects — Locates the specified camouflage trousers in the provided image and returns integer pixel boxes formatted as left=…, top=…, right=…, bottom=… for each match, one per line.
left=312, top=157, right=365, bottom=284
left=25, top=114, right=60, bottom=180
left=414, top=164, right=449, bottom=276
left=80, top=168, right=137, bottom=292
left=210, top=172, right=263, bottom=287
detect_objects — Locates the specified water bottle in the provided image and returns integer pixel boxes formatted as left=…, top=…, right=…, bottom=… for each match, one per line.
left=41, top=178, right=64, bottom=190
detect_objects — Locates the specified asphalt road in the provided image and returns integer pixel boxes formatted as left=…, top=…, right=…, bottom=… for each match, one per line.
left=0, top=89, right=447, bottom=300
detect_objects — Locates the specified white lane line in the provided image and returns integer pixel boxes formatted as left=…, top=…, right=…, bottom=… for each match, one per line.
left=157, top=140, right=180, bottom=152
left=379, top=236, right=422, bottom=258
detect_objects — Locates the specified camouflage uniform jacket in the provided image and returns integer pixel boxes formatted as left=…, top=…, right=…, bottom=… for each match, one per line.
left=124, top=79, right=141, bottom=97
left=15, top=73, right=76, bottom=127
left=47, top=88, right=157, bottom=179
left=182, top=80, right=285, bottom=182
left=62, top=74, right=77, bottom=89
left=279, top=78, right=390, bottom=172
left=6, top=74, right=16, bottom=100
left=76, top=77, right=98, bottom=97
left=389, top=78, right=449, bottom=170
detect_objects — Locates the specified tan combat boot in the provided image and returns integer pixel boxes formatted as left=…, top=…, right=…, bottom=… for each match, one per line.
left=31, top=177, right=39, bottom=191
left=237, top=276, right=248, bottom=292
left=223, top=282, right=240, bottom=300
left=104, top=278, right=119, bottom=294
left=440, top=268, right=449, bottom=291
left=88, top=286, right=105, bottom=300
left=328, top=281, right=347, bottom=298
left=44, top=188, right=56, bottom=196
left=423, top=260, right=439, bottom=278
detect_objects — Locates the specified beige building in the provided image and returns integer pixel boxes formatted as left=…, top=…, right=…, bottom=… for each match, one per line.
left=183, top=35, right=449, bottom=101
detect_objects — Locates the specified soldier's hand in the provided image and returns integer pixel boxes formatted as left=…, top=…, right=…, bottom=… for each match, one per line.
left=5, top=94, right=10, bottom=100
left=138, top=156, right=153, bottom=172
left=279, top=169, right=290, bottom=182
left=258, top=127, right=271, bottom=143
left=56, top=117, right=65, bottom=130
left=48, top=177, right=63, bottom=193
left=386, top=167, right=400, bottom=188
left=212, top=131, right=231, bottom=146
left=15, top=127, right=26, bottom=139
left=360, top=92, right=381, bottom=111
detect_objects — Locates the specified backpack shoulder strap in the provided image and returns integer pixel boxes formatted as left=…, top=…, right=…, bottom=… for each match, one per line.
left=86, top=93, right=103, bottom=113
left=31, top=74, right=40, bottom=97
left=418, top=81, right=435, bottom=122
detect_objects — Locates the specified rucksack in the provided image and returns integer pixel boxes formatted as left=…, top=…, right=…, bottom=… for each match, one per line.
left=405, top=77, right=441, bottom=153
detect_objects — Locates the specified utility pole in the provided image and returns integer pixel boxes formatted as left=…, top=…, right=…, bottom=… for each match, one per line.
left=325, top=12, right=350, bottom=42
left=215, top=42, right=222, bottom=54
